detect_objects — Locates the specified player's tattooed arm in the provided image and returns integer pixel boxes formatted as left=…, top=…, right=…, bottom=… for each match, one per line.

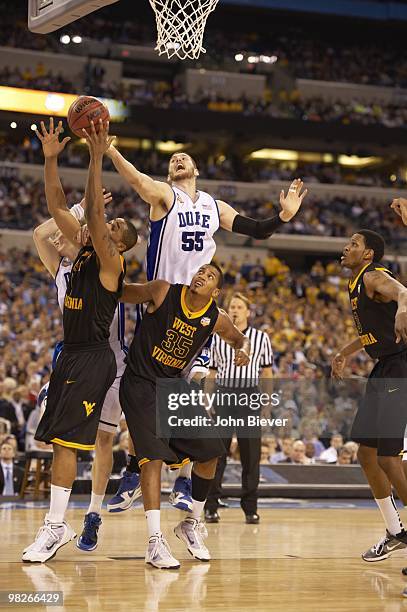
left=36, top=118, right=81, bottom=245
left=364, top=270, right=407, bottom=343
left=107, top=145, right=173, bottom=211
left=331, top=337, right=363, bottom=379
left=218, top=179, right=307, bottom=237
left=121, top=280, right=170, bottom=309
left=213, top=310, right=251, bottom=366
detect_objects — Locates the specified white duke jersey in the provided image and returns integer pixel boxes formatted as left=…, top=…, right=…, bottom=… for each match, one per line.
left=55, top=258, right=126, bottom=370
left=146, top=186, right=220, bottom=283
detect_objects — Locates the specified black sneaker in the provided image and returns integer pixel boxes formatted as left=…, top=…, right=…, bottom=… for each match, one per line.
left=245, top=513, right=260, bottom=525
left=362, top=530, right=407, bottom=562
left=204, top=509, right=220, bottom=523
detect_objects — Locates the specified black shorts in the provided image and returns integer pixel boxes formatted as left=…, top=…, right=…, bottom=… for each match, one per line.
left=35, top=343, right=117, bottom=450
left=351, top=350, right=407, bottom=456
left=119, top=368, right=226, bottom=469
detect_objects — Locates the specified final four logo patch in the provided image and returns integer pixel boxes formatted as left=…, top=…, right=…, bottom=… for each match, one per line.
left=200, top=317, right=211, bottom=326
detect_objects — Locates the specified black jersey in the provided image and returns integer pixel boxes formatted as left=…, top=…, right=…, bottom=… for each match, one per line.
left=127, top=284, right=219, bottom=381
left=63, top=246, right=124, bottom=346
left=348, top=262, right=407, bottom=359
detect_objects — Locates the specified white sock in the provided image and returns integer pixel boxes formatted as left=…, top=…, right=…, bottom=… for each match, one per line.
left=87, top=492, right=104, bottom=515
left=179, top=463, right=192, bottom=479
left=47, top=484, right=71, bottom=524
left=145, top=509, right=161, bottom=538
left=188, top=499, right=205, bottom=521
left=375, top=495, right=403, bottom=535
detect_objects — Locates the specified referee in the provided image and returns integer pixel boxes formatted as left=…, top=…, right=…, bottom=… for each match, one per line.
left=204, top=292, right=273, bottom=524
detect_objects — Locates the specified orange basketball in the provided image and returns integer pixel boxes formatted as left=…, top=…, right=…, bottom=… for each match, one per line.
left=67, top=96, right=110, bottom=138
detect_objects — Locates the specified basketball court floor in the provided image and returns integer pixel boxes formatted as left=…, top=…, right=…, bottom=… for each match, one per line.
left=1, top=500, right=407, bottom=611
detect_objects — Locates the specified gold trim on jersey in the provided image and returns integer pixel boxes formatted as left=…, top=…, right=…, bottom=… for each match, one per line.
left=137, top=457, right=191, bottom=469
left=51, top=438, right=95, bottom=450
left=374, top=267, right=391, bottom=273
left=348, top=263, right=371, bottom=294
left=181, top=285, right=213, bottom=319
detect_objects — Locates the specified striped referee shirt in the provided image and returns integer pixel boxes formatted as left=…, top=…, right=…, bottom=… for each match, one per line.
left=210, top=326, right=273, bottom=389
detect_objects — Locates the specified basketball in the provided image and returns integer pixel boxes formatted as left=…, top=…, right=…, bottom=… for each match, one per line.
left=67, top=96, right=110, bottom=138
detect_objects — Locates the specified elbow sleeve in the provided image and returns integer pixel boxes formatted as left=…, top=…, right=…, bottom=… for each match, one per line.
left=231, top=214, right=284, bottom=239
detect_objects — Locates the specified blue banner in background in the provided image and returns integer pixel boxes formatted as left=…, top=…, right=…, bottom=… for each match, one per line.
left=221, top=0, right=407, bottom=21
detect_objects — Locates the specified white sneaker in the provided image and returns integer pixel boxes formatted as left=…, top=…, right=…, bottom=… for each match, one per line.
left=174, top=518, right=211, bottom=561
left=22, top=520, right=77, bottom=563
left=145, top=534, right=180, bottom=570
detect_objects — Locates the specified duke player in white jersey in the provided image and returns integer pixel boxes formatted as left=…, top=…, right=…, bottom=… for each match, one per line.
left=106, top=146, right=307, bottom=512
left=32, top=190, right=135, bottom=552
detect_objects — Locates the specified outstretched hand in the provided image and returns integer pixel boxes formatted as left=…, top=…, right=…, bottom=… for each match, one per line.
left=390, top=198, right=407, bottom=226
left=82, top=119, right=114, bottom=159
left=35, top=118, right=71, bottom=158
left=279, top=178, right=308, bottom=222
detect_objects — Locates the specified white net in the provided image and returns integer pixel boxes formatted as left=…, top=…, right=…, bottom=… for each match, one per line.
left=149, top=0, right=220, bottom=60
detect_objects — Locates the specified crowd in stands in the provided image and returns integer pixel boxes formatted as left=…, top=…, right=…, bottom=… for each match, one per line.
left=0, top=172, right=405, bottom=248
left=2, top=5, right=407, bottom=88
left=3, top=139, right=406, bottom=189
left=0, top=64, right=73, bottom=93
left=0, top=246, right=378, bottom=474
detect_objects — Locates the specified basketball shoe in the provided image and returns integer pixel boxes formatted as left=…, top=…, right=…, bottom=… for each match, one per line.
left=77, top=512, right=102, bottom=551
left=174, top=517, right=211, bottom=561
left=22, top=519, right=76, bottom=563
left=169, top=477, right=193, bottom=511
left=107, top=471, right=141, bottom=512
left=145, top=534, right=180, bottom=570
left=362, top=530, right=407, bottom=562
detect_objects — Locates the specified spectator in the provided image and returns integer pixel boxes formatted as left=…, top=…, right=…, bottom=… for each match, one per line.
left=0, top=440, right=24, bottom=495
left=337, top=447, right=353, bottom=465
left=319, top=434, right=344, bottom=463
left=285, top=440, right=310, bottom=465
left=270, top=436, right=293, bottom=464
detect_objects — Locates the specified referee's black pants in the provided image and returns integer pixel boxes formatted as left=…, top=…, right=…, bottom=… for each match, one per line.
left=205, top=386, right=261, bottom=515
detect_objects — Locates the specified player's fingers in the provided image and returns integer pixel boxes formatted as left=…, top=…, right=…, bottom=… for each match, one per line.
left=396, top=333, right=400, bottom=343
left=49, top=117, right=55, bottom=134
left=82, top=128, right=91, bottom=140
left=55, top=120, right=63, bottom=134
left=40, top=121, right=47, bottom=137
left=35, top=130, right=43, bottom=141
left=300, top=189, right=308, bottom=203
left=279, top=190, right=285, bottom=204
left=62, top=137, right=71, bottom=147
left=296, top=180, right=303, bottom=193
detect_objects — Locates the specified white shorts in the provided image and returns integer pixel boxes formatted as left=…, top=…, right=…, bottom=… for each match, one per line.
left=98, top=352, right=126, bottom=434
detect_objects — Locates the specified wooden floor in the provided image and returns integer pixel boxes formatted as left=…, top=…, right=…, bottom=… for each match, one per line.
left=1, top=506, right=407, bottom=611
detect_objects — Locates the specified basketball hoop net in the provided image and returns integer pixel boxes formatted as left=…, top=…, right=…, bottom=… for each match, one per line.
left=149, top=0, right=219, bottom=60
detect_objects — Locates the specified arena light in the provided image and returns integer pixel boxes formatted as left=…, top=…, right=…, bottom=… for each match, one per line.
left=10, top=122, right=17, bottom=129
left=338, top=154, right=381, bottom=167
left=60, top=34, right=70, bottom=44
left=0, top=86, right=128, bottom=122
left=156, top=140, right=189, bottom=153
left=235, top=53, right=244, bottom=62
left=247, top=55, right=259, bottom=64
left=72, top=35, right=82, bottom=44
left=250, top=148, right=298, bottom=161
left=31, top=124, right=37, bottom=131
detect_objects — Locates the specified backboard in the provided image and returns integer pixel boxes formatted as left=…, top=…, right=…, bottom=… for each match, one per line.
left=28, top=0, right=120, bottom=34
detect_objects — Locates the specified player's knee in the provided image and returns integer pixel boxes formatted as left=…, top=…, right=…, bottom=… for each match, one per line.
left=95, top=429, right=114, bottom=450
left=357, top=445, right=376, bottom=468
left=377, top=454, right=397, bottom=473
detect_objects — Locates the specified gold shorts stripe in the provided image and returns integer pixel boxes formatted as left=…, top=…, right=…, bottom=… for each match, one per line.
left=138, top=457, right=150, bottom=467
left=168, top=457, right=190, bottom=470
left=51, top=437, right=95, bottom=451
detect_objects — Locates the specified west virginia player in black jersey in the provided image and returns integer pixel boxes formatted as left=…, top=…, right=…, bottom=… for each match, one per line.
left=119, top=263, right=250, bottom=569
left=23, top=119, right=138, bottom=563
left=332, top=229, right=407, bottom=563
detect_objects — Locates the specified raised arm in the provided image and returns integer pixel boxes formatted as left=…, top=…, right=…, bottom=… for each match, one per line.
left=391, top=197, right=407, bottom=226
left=218, top=178, right=307, bottom=236
left=82, top=120, right=123, bottom=292
left=213, top=310, right=251, bottom=366
left=107, top=145, right=173, bottom=211
left=122, top=279, right=170, bottom=308
left=364, top=269, right=407, bottom=343
left=35, top=119, right=81, bottom=244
